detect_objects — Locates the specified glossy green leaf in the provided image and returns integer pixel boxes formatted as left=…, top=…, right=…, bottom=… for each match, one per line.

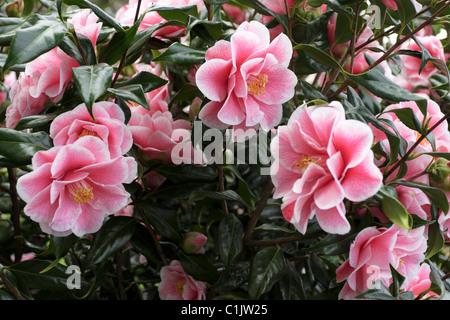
left=52, top=234, right=78, bottom=259
left=6, top=259, right=69, bottom=291
left=179, top=252, right=219, bottom=283
left=218, top=213, right=244, bottom=270
left=153, top=42, right=206, bottom=65
left=107, top=84, right=149, bottom=110
left=426, top=222, right=444, bottom=259
left=72, top=63, right=114, bottom=118
left=3, top=16, right=67, bottom=71
left=395, top=181, right=449, bottom=214
left=378, top=187, right=412, bottom=230
left=83, top=216, right=137, bottom=267
left=295, top=44, right=342, bottom=70
left=0, top=129, right=52, bottom=166
left=115, top=71, right=168, bottom=93
left=248, top=246, right=286, bottom=299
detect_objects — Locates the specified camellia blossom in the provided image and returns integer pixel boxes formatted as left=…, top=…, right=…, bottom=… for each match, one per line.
left=24, top=9, right=102, bottom=102
left=396, top=36, right=446, bottom=90
left=336, top=225, right=428, bottom=300
left=402, top=263, right=437, bottom=299
left=16, top=136, right=137, bottom=237
left=116, top=0, right=204, bottom=37
left=270, top=102, right=382, bottom=235
left=158, top=260, right=206, bottom=300
left=5, top=73, right=49, bottom=128
left=196, top=21, right=297, bottom=132
left=127, top=110, right=193, bottom=163
left=50, top=101, right=133, bottom=158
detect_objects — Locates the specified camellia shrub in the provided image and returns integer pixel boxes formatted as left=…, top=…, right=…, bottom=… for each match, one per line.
left=0, top=0, right=450, bottom=301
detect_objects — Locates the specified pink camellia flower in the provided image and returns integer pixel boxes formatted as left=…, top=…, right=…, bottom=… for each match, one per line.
left=270, top=102, right=382, bottom=235
left=381, top=0, right=422, bottom=11
left=396, top=36, right=446, bottom=90
left=127, top=110, right=193, bottom=163
left=24, top=9, right=102, bottom=103
left=402, top=263, right=438, bottom=299
left=336, top=225, right=428, bottom=300
left=16, top=136, right=137, bottom=237
left=223, top=3, right=249, bottom=25
left=5, top=73, right=49, bottom=128
left=158, top=260, right=206, bottom=300
left=67, top=9, right=102, bottom=47
left=49, top=101, right=133, bottom=158
left=182, top=231, right=208, bottom=254
left=116, top=0, right=204, bottom=38
left=259, top=0, right=296, bottom=14
left=196, top=21, right=297, bottom=132
left=373, top=100, right=450, bottom=153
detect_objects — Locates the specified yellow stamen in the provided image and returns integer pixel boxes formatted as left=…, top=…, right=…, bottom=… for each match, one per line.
left=78, top=128, right=100, bottom=139
left=399, top=259, right=404, bottom=266
left=69, top=181, right=94, bottom=205
left=247, top=74, right=268, bottom=96
left=175, top=279, right=185, bottom=295
left=293, top=155, right=321, bottom=171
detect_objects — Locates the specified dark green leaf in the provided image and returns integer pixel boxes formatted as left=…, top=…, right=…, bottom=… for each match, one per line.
left=295, top=44, right=342, bottom=70
left=72, top=63, right=114, bottom=118
left=136, top=201, right=182, bottom=242
left=129, top=223, right=159, bottom=265
left=346, top=68, right=425, bottom=102
left=425, top=222, right=444, bottom=259
left=52, top=234, right=78, bottom=259
left=107, top=84, right=149, bottom=110
left=153, top=42, right=206, bottom=65
left=83, top=216, right=136, bottom=267
left=0, top=129, right=52, bottom=166
left=6, top=259, right=69, bottom=291
left=3, top=16, right=67, bottom=71
left=116, top=71, right=168, bottom=93
left=395, top=180, right=449, bottom=214
left=179, top=252, right=219, bottom=283
left=248, top=246, right=286, bottom=299
left=218, top=214, right=244, bottom=270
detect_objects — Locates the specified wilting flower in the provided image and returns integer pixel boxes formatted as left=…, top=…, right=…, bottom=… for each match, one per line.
left=270, top=102, right=382, bottom=235
left=50, top=101, right=133, bottom=158
left=158, top=260, right=206, bottom=300
left=16, top=136, right=137, bottom=237
left=196, top=21, right=297, bottom=132
left=336, top=225, right=428, bottom=300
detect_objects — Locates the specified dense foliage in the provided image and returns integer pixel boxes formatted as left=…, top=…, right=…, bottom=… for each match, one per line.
left=0, top=0, right=450, bottom=301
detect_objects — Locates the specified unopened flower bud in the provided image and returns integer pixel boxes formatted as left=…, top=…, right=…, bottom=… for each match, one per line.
left=182, top=231, right=207, bottom=254
left=429, top=158, right=450, bottom=191
left=6, top=1, right=22, bottom=17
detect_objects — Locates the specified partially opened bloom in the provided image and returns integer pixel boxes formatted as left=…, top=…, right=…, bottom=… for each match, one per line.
left=196, top=21, right=297, bottom=132
left=127, top=110, right=193, bottom=163
left=16, top=136, right=137, bottom=237
left=5, top=73, right=49, bottom=128
left=336, top=225, right=428, bottom=300
left=50, top=101, right=133, bottom=158
left=158, top=260, right=206, bottom=300
left=402, top=263, right=438, bottom=299
left=24, top=9, right=102, bottom=103
left=270, top=102, right=382, bottom=235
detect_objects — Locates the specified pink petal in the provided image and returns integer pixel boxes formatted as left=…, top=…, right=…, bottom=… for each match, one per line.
left=315, top=202, right=350, bottom=234
left=217, top=92, right=246, bottom=125
left=198, top=101, right=229, bottom=130
left=195, top=59, right=233, bottom=101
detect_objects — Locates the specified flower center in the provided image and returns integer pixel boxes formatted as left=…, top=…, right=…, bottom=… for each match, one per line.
left=175, top=279, right=185, bottom=295
left=293, top=155, right=322, bottom=172
left=247, top=74, right=268, bottom=96
left=78, top=128, right=100, bottom=139
left=69, top=181, right=94, bottom=205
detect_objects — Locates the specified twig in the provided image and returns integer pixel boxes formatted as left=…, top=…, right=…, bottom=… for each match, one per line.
left=0, top=267, right=25, bottom=300
left=7, top=168, right=22, bottom=263
left=243, top=177, right=274, bottom=243
left=328, top=1, right=450, bottom=101
left=72, top=31, right=89, bottom=66
left=110, top=0, right=142, bottom=88
left=137, top=207, right=168, bottom=266
left=217, top=164, right=229, bottom=215
left=245, top=236, right=302, bottom=247
left=114, top=251, right=127, bottom=300
left=349, top=0, right=361, bottom=74
left=383, top=111, right=450, bottom=182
